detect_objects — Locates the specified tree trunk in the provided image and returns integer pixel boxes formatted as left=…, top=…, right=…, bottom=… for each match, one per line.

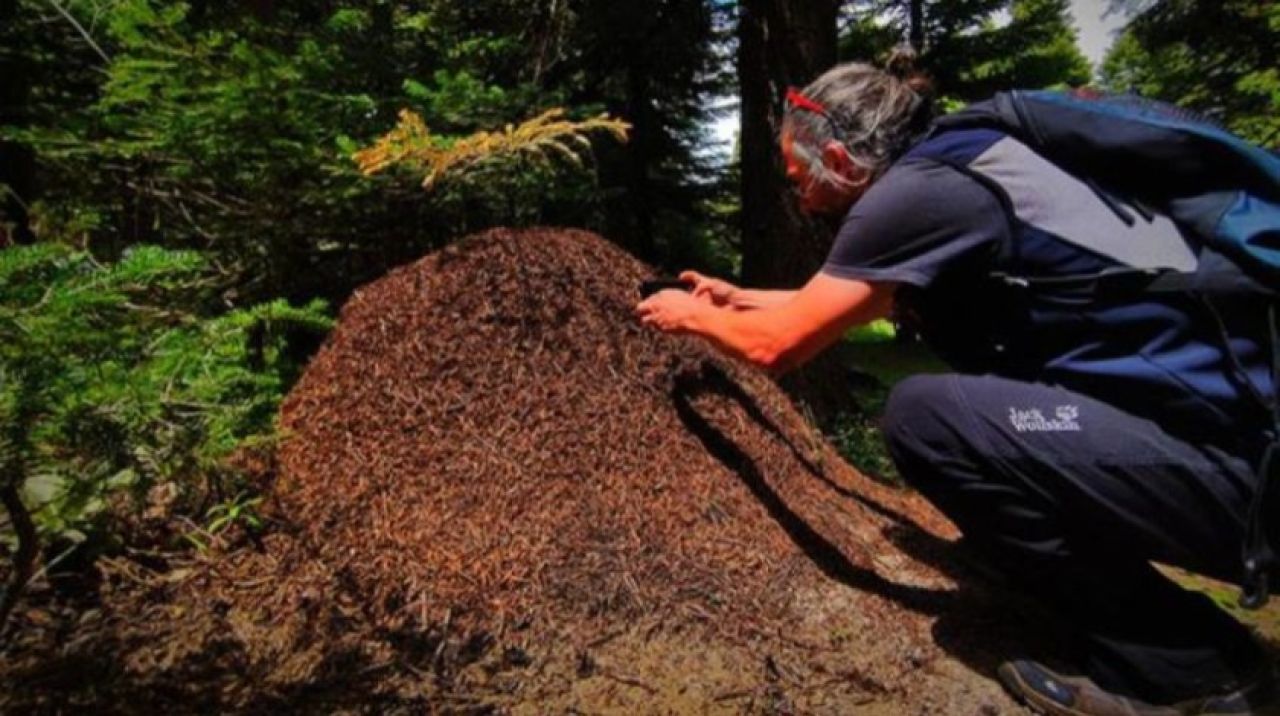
left=737, top=0, right=838, bottom=289
left=0, top=479, right=37, bottom=637
left=737, top=0, right=853, bottom=422
left=0, top=0, right=36, bottom=246
left=624, top=62, right=657, bottom=262
left=909, top=0, right=925, bottom=53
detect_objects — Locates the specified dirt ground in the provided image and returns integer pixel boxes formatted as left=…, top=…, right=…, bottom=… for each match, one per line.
left=2, top=525, right=1054, bottom=714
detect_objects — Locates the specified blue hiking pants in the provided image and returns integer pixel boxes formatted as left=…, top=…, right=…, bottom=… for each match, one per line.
left=882, top=373, right=1268, bottom=703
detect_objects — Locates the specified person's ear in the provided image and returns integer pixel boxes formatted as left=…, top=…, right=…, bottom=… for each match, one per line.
left=822, top=140, right=868, bottom=188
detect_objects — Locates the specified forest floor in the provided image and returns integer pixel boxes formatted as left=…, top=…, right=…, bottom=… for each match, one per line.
left=2, top=228, right=1278, bottom=714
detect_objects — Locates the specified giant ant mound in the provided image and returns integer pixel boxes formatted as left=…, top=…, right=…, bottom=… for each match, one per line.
left=276, top=227, right=953, bottom=636
left=3, top=228, right=1032, bottom=713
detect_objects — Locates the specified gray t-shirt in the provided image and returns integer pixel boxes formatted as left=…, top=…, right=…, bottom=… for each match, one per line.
left=821, top=157, right=1006, bottom=289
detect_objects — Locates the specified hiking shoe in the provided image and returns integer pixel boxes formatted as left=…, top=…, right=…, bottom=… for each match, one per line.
left=998, top=660, right=1280, bottom=716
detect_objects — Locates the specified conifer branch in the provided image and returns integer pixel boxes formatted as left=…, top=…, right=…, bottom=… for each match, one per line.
left=353, top=108, right=630, bottom=189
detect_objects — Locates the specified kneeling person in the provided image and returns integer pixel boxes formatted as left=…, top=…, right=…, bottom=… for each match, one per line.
left=637, top=57, right=1278, bottom=714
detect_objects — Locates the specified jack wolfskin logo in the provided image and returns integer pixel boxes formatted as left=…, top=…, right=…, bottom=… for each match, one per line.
left=1009, top=405, right=1081, bottom=433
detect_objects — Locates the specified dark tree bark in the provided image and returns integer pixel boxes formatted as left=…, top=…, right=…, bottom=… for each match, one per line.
left=737, top=0, right=838, bottom=290
left=0, top=146, right=34, bottom=248
left=0, top=478, right=37, bottom=637
left=909, top=0, right=925, bottom=53
left=249, top=0, right=275, bottom=22
left=737, top=0, right=855, bottom=423
left=624, top=61, right=658, bottom=262
left=0, top=0, right=36, bottom=246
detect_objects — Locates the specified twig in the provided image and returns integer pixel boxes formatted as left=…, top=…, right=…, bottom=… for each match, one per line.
left=601, top=670, right=657, bottom=694
left=26, top=541, right=81, bottom=586
left=46, top=0, right=112, bottom=65
left=0, top=185, right=32, bottom=214
left=714, top=688, right=754, bottom=702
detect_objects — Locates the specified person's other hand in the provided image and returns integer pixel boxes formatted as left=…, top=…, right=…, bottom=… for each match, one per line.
left=635, top=289, right=704, bottom=334
left=679, top=270, right=737, bottom=307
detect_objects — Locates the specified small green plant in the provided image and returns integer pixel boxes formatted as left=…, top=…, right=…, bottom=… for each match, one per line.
left=824, top=409, right=900, bottom=485
left=206, top=492, right=264, bottom=535
left=182, top=491, right=264, bottom=552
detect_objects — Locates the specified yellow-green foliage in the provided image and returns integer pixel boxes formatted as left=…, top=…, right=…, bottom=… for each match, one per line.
left=353, top=108, right=630, bottom=189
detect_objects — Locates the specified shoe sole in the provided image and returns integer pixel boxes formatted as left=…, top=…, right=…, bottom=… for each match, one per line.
left=997, top=663, right=1138, bottom=716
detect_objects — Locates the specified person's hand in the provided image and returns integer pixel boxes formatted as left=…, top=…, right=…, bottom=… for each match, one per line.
left=679, top=270, right=738, bottom=307
left=635, top=289, right=705, bottom=334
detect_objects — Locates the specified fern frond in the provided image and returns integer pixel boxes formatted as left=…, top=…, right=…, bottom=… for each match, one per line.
left=352, top=107, right=631, bottom=190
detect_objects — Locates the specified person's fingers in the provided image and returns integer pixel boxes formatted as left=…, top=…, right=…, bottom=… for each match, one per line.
left=678, top=270, right=702, bottom=285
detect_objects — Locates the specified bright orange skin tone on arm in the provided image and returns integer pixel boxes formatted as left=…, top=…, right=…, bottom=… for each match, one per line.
left=636, top=130, right=890, bottom=375
left=674, top=275, right=893, bottom=374
left=635, top=274, right=893, bottom=374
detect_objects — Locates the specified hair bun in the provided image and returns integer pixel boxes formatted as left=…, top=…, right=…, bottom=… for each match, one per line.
left=883, top=45, right=919, bottom=78
left=883, top=45, right=934, bottom=97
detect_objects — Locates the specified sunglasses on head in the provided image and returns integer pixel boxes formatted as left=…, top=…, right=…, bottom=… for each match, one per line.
left=784, top=86, right=843, bottom=139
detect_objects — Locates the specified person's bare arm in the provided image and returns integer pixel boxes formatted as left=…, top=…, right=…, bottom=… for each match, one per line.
left=729, top=288, right=799, bottom=310
left=636, top=273, right=895, bottom=374
left=679, top=271, right=797, bottom=311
